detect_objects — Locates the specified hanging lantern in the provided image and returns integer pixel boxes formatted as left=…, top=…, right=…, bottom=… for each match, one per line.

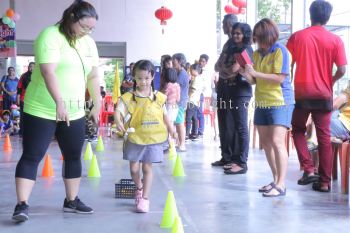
left=232, top=0, right=247, bottom=8
left=224, top=4, right=239, bottom=15
left=155, top=6, right=173, bottom=34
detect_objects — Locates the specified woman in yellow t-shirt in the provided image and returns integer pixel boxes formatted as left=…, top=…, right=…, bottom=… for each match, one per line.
left=244, top=18, right=294, bottom=198
left=12, top=0, right=100, bottom=222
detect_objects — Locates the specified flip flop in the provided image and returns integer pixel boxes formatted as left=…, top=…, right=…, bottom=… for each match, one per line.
left=258, top=182, right=275, bottom=193
left=312, top=182, right=331, bottom=192
left=297, top=172, right=319, bottom=185
left=223, top=163, right=235, bottom=170
left=262, top=186, right=286, bottom=197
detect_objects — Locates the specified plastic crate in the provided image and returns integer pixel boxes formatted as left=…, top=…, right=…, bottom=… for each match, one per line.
left=115, top=179, right=136, bottom=199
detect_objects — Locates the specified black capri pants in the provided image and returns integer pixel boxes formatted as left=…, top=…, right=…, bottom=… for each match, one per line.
left=15, top=113, right=85, bottom=180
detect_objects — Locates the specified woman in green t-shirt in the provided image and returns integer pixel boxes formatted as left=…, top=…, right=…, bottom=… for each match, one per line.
left=12, top=0, right=101, bottom=222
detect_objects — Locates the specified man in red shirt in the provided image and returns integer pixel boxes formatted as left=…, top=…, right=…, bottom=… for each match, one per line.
left=17, top=62, right=35, bottom=136
left=287, top=0, right=347, bottom=192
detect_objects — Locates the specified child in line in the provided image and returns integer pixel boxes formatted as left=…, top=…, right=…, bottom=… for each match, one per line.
left=115, top=60, right=177, bottom=213
left=10, top=104, right=20, bottom=118
left=1, top=110, right=14, bottom=135
left=160, top=68, right=180, bottom=141
left=185, top=63, right=204, bottom=141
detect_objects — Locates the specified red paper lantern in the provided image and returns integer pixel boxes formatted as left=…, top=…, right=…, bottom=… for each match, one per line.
left=232, top=0, right=247, bottom=8
left=224, top=4, right=239, bottom=15
left=239, top=7, right=246, bottom=14
left=155, top=6, right=173, bottom=34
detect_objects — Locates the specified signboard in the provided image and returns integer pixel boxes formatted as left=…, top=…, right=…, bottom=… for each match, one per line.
left=0, top=17, right=16, bottom=58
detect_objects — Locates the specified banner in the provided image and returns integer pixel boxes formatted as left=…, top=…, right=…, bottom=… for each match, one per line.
left=0, top=16, right=16, bottom=58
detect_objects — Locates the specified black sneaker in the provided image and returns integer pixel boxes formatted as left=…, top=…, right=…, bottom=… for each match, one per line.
left=190, top=134, right=199, bottom=141
left=88, top=136, right=98, bottom=142
left=12, top=202, right=29, bottom=223
left=63, top=197, right=93, bottom=214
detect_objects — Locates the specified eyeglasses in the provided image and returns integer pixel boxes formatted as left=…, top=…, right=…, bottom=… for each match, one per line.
left=78, top=20, right=94, bottom=34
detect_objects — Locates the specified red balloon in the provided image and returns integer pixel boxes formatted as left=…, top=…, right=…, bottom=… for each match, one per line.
left=224, top=4, right=239, bottom=15
left=6, top=8, right=15, bottom=18
left=232, top=0, right=247, bottom=8
left=239, top=8, right=246, bottom=14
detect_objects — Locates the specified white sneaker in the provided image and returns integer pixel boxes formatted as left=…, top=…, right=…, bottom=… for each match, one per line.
left=136, top=198, right=149, bottom=213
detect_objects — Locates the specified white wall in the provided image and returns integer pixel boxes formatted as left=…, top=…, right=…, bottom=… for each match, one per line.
left=0, top=0, right=10, bottom=11
left=14, top=0, right=217, bottom=65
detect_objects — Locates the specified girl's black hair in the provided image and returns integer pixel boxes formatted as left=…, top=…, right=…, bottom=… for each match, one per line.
left=57, top=0, right=98, bottom=47
left=132, top=60, right=156, bottom=101
left=161, top=55, right=172, bottom=68
left=232, top=22, right=252, bottom=45
left=190, top=63, right=202, bottom=74
left=163, top=68, right=178, bottom=84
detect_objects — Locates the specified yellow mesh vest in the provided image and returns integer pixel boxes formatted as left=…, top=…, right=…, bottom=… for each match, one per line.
left=121, top=91, right=168, bottom=145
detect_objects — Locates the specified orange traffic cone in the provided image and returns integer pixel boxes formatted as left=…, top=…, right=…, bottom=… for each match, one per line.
left=60, top=155, right=64, bottom=160
left=42, top=154, right=55, bottom=177
left=3, top=134, right=12, bottom=151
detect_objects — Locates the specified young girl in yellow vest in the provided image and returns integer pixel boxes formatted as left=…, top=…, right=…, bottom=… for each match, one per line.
left=115, top=60, right=177, bottom=213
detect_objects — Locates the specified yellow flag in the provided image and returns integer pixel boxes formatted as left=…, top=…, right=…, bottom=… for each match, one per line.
left=112, top=61, right=121, bottom=104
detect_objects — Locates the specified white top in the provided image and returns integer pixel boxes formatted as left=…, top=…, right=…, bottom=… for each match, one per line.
left=189, top=74, right=205, bottom=106
left=201, top=67, right=213, bottom=98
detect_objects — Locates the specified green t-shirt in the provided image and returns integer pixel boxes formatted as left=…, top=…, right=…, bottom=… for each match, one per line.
left=24, top=25, right=99, bottom=120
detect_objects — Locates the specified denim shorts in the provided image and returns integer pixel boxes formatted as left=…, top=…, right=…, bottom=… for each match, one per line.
left=123, top=140, right=163, bottom=163
left=330, top=110, right=350, bottom=140
left=254, top=104, right=294, bottom=128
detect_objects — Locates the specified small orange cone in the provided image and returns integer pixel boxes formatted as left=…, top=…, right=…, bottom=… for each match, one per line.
left=3, top=134, right=12, bottom=151
left=60, top=155, right=64, bottom=160
left=42, top=154, right=55, bottom=177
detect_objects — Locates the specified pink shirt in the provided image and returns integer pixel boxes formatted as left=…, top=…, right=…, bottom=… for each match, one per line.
left=164, top=82, right=180, bottom=105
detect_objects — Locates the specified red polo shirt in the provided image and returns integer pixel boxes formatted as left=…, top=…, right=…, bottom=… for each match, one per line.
left=287, top=26, right=347, bottom=108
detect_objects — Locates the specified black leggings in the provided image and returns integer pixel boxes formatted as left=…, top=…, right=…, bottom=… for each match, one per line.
left=15, top=113, right=85, bottom=180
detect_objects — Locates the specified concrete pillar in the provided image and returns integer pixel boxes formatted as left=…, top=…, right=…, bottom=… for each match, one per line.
left=246, top=0, right=257, bottom=29
left=10, top=0, right=15, bottom=9
left=291, top=0, right=307, bottom=33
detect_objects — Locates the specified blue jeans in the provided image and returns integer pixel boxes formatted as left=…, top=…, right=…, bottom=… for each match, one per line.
left=186, top=102, right=199, bottom=136
left=228, top=97, right=251, bottom=167
left=330, top=110, right=350, bottom=140
left=195, top=94, right=204, bottom=135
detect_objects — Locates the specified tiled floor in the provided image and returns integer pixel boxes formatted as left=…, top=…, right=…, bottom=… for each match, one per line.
left=0, top=129, right=349, bottom=233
